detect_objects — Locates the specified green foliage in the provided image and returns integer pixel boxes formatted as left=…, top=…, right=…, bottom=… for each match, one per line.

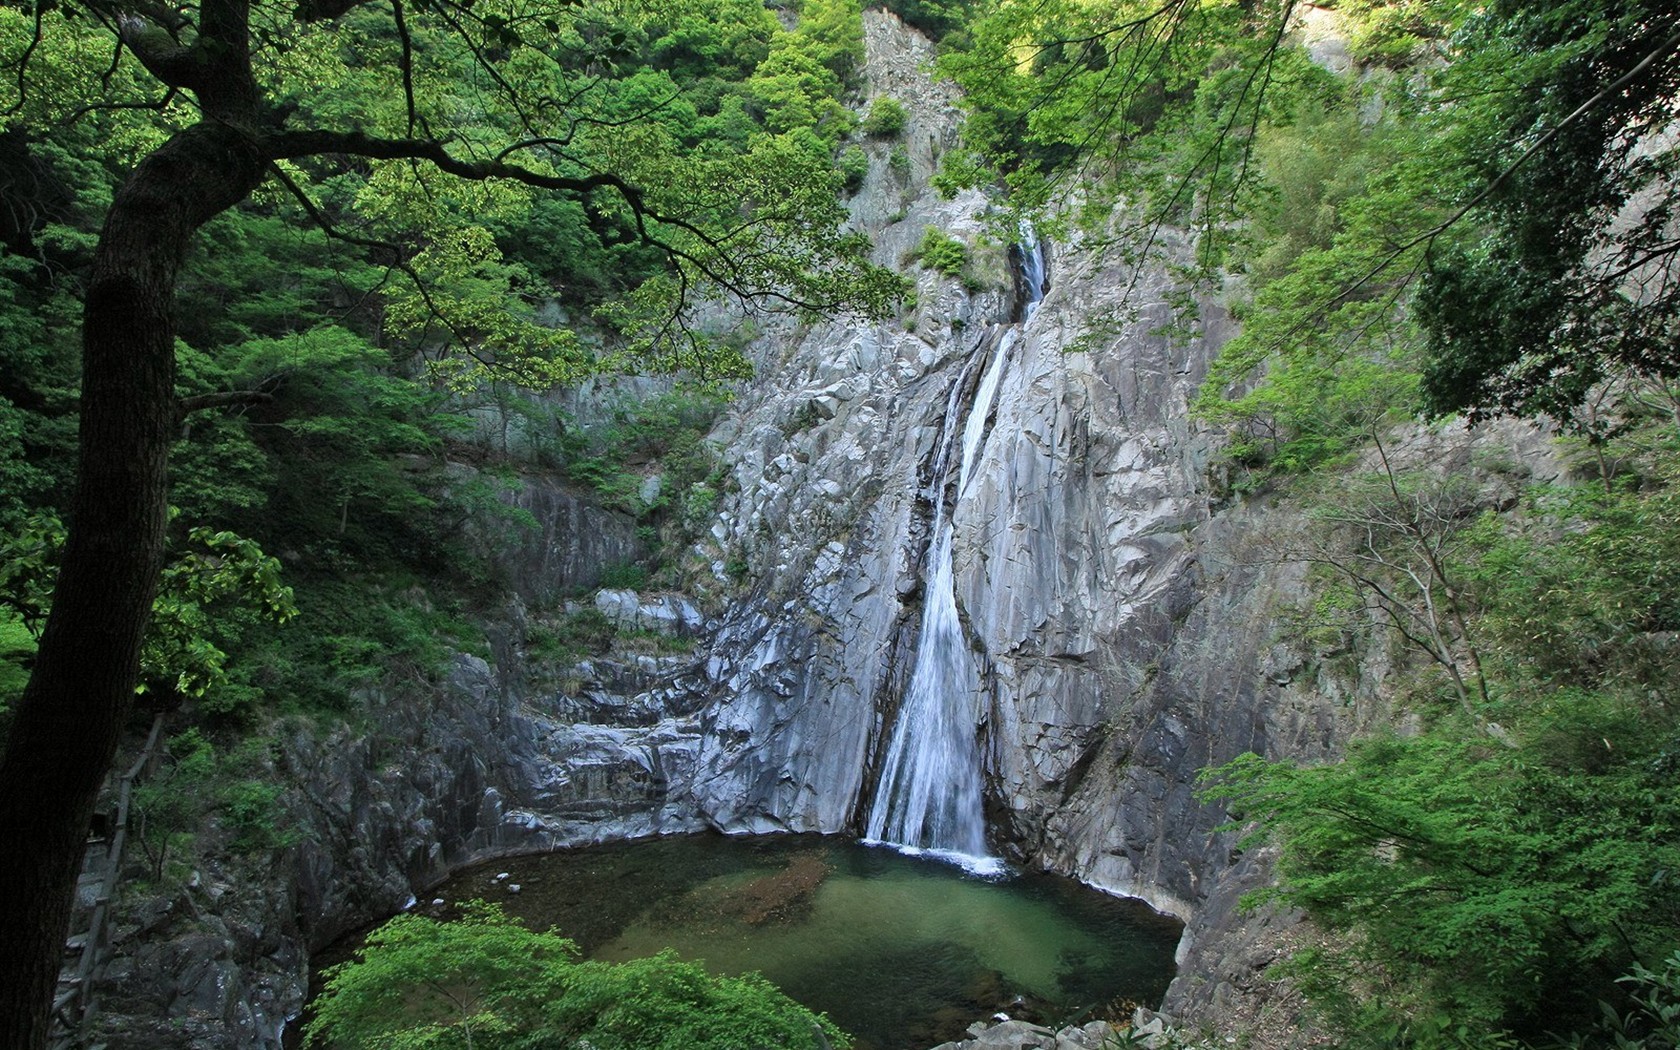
left=306, top=901, right=576, bottom=1050
left=1334, top=0, right=1462, bottom=66
left=866, top=0, right=974, bottom=43
left=1206, top=429, right=1680, bottom=1047
left=748, top=37, right=853, bottom=141
left=837, top=144, right=870, bottom=193
left=645, top=0, right=777, bottom=82
left=546, top=951, right=847, bottom=1050
left=1413, top=0, right=1680, bottom=425
left=306, top=901, right=849, bottom=1050
left=0, top=513, right=295, bottom=718
left=0, top=612, right=32, bottom=746
left=0, top=0, right=901, bottom=628
left=560, top=388, right=728, bottom=534
left=0, top=513, right=65, bottom=636
left=1207, top=729, right=1680, bottom=1046
left=525, top=609, right=618, bottom=665
left=599, top=562, right=650, bottom=590
left=239, top=580, right=482, bottom=713
left=934, top=0, right=1455, bottom=472
left=888, top=145, right=912, bottom=180
left=942, top=0, right=1680, bottom=446
left=941, top=0, right=1333, bottom=254
left=930, top=149, right=985, bottom=199
left=793, top=0, right=867, bottom=88
left=220, top=774, right=297, bottom=853
left=184, top=329, right=467, bottom=574
left=1191, top=82, right=1435, bottom=478
left=131, top=729, right=218, bottom=881
left=861, top=96, right=908, bottom=137
left=914, top=225, right=968, bottom=277
left=133, top=730, right=297, bottom=881
left=1588, top=952, right=1680, bottom=1050
left=144, top=526, right=297, bottom=706
left=0, top=250, right=79, bottom=533
left=682, top=482, right=722, bottom=532
left=1469, top=460, right=1680, bottom=692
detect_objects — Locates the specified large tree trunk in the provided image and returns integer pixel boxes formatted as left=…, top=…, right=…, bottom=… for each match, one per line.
left=0, top=120, right=265, bottom=1050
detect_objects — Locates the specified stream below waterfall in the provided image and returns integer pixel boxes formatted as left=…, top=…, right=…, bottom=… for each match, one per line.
left=418, top=834, right=1180, bottom=1050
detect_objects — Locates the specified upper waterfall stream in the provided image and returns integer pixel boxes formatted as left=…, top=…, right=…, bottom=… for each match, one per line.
left=864, top=233, right=1047, bottom=874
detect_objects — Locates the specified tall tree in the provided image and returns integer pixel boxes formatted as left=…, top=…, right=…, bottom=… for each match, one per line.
left=0, top=0, right=899, bottom=1043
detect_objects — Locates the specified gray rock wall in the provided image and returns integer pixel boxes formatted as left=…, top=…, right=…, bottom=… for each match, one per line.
left=476, top=475, right=645, bottom=602
left=676, top=11, right=1559, bottom=1032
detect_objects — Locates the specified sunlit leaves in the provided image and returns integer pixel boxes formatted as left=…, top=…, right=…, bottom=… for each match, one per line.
left=0, top=6, right=178, bottom=160
left=305, top=901, right=850, bottom=1050
left=1205, top=422, right=1680, bottom=1045
left=306, top=901, right=576, bottom=1049
left=1206, top=725, right=1680, bottom=1043
left=0, top=512, right=295, bottom=703
left=144, top=526, right=297, bottom=700
left=382, top=222, right=595, bottom=390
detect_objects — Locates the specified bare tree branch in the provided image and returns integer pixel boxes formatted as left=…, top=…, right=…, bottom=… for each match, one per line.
left=176, top=389, right=275, bottom=422
left=390, top=0, right=420, bottom=137
left=2, top=1, right=47, bottom=117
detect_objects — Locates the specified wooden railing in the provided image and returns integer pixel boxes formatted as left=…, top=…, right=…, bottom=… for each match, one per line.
left=49, top=712, right=167, bottom=1050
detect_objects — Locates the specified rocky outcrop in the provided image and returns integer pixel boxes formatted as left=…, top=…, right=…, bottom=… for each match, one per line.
left=932, top=1018, right=1126, bottom=1050
left=88, top=617, right=714, bottom=1048
left=477, top=475, right=645, bottom=602
left=672, top=10, right=1561, bottom=1037
left=685, top=11, right=1017, bottom=837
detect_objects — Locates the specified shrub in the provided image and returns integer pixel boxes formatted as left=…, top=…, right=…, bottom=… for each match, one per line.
left=600, top=562, right=650, bottom=590
left=860, top=96, right=907, bottom=137
left=915, top=226, right=967, bottom=276
left=526, top=608, right=618, bottom=665
left=221, top=777, right=296, bottom=853
left=305, top=902, right=849, bottom=1050
left=837, top=144, right=869, bottom=192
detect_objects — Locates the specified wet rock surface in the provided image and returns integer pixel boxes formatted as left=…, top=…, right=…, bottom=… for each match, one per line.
left=930, top=1018, right=1123, bottom=1050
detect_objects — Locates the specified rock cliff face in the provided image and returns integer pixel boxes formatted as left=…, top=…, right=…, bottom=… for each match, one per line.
left=86, top=13, right=1560, bottom=1048
left=680, top=6, right=1295, bottom=1001
left=671, top=11, right=1557, bottom=1030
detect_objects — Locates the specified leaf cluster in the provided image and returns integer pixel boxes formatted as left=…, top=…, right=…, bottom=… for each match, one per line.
left=912, top=224, right=968, bottom=276
left=305, top=901, right=850, bottom=1050
left=131, top=728, right=298, bottom=880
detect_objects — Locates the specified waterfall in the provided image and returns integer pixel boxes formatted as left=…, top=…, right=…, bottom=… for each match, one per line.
left=864, top=233, right=1047, bottom=875
left=1019, top=226, right=1046, bottom=321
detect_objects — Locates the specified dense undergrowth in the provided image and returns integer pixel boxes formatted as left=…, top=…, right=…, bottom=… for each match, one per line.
left=1205, top=423, right=1680, bottom=1047
left=304, top=901, right=849, bottom=1050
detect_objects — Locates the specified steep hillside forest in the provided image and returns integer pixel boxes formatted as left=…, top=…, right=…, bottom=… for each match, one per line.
left=0, top=0, right=1677, bottom=1045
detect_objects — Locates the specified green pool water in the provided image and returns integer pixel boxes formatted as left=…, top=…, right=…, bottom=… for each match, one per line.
left=429, top=834, right=1182, bottom=1050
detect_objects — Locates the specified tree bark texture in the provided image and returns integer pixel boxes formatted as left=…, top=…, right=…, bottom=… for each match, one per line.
left=0, top=120, right=266, bottom=1050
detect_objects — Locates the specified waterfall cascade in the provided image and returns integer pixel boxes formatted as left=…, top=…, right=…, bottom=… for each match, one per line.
left=863, top=233, right=1047, bottom=875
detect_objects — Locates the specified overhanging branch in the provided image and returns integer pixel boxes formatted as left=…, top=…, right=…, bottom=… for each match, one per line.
left=176, top=389, right=274, bottom=422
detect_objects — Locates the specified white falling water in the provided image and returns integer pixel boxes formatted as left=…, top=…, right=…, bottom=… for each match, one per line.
left=864, top=233, right=1046, bottom=875
left=1019, top=226, right=1047, bottom=321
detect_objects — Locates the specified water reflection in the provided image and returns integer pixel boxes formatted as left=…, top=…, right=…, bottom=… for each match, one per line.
left=428, top=834, right=1181, bottom=1050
